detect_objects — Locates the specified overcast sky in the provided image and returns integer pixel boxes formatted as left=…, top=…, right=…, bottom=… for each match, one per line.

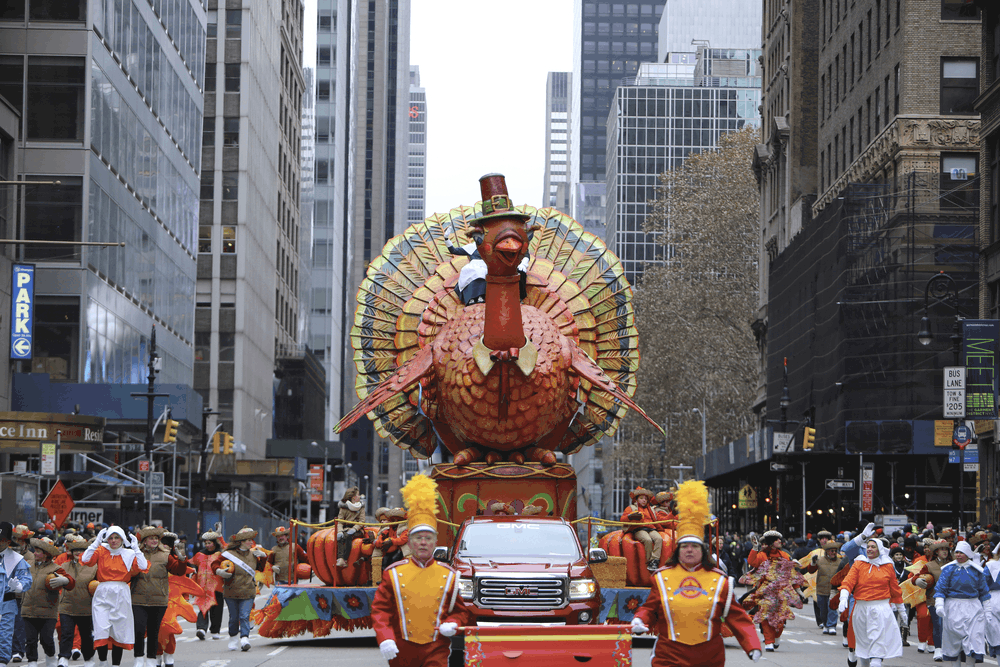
left=304, top=0, right=574, bottom=217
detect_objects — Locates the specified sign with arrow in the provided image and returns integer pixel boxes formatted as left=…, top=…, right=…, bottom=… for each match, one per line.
left=826, top=479, right=855, bottom=490
left=770, top=462, right=792, bottom=472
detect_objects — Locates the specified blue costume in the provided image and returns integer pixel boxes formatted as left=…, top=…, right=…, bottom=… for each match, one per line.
left=934, top=555, right=990, bottom=662
left=0, top=549, right=34, bottom=665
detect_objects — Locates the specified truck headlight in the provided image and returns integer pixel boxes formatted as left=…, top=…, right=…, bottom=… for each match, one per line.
left=459, top=578, right=474, bottom=600
left=568, top=579, right=596, bottom=600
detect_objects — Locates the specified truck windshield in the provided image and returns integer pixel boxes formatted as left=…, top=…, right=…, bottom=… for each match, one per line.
left=457, top=522, right=581, bottom=558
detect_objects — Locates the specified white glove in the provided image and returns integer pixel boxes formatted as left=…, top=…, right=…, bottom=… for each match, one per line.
left=96, top=528, right=108, bottom=542
left=439, top=622, right=458, bottom=637
left=251, top=549, right=267, bottom=558
left=915, top=577, right=928, bottom=589
left=8, top=577, right=23, bottom=594
left=936, top=599, right=946, bottom=620
left=272, top=566, right=280, bottom=575
left=48, top=575, right=70, bottom=589
left=838, top=592, right=850, bottom=614
left=379, top=639, right=398, bottom=660
left=630, top=616, right=649, bottom=634
left=129, top=534, right=140, bottom=550
left=215, top=568, right=233, bottom=579
left=749, top=649, right=762, bottom=662
left=861, top=522, right=876, bottom=539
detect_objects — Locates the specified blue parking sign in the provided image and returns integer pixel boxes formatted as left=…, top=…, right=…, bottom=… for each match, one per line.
left=10, top=264, right=35, bottom=360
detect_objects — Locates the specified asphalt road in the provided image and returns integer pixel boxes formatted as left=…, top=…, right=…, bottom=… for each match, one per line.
left=153, top=589, right=999, bottom=667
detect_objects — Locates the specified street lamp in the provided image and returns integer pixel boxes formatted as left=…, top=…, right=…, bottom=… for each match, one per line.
left=691, top=406, right=707, bottom=457
left=915, top=271, right=965, bottom=530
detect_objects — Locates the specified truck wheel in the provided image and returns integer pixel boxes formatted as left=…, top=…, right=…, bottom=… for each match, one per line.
left=448, top=634, right=464, bottom=667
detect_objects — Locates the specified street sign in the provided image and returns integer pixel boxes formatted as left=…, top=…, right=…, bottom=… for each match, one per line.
left=41, top=481, right=75, bottom=528
left=944, top=366, right=966, bottom=418
left=861, top=463, right=874, bottom=513
left=309, top=463, right=325, bottom=502
left=40, top=442, right=57, bottom=476
left=68, top=507, right=104, bottom=525
left=964, top=462, right=979, bottom=472
left=772, top=432, right=793, bottom=453
left=770, top=462, right=792, bottom=472
left=962, top=320, right=1000, bottom=419
left=953, top=423, right=972, bottom=448
left=10, top=264, right=35, bottom=360
left=826, top=479, right=855, bottom=490
left=146, top=471, right=164, bottom=502
left=948, top=449, right=978, bottom=464
left=738, top=484, right=757, bottom=509
left=138, top=459, right=150, bottom=472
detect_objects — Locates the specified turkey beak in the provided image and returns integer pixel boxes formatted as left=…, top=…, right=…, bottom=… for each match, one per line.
left=494, top=235, right=523, bottom=268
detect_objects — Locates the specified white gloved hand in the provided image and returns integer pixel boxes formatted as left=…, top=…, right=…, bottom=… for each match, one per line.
left=861, top=522, right=876, bottom=539
left=936, top=599, right=946, bottom=621
left=8, top=577, right=23, bottom=594
left=630, top=617, right=649, bottom=634
left=915, top=577, right=928, bottom=589
left=251, top=549, right=267, bottom=558
left=215, top=568, right=233, bottom=579
left=749, top=649, right=762, bottom=662
left=837, top=592, right=850, bottom=614
left=379, top=639, right=398, bottom=660
left=96, top=528, right=108, bottom=542
left=48, top=575, right=70, bottom=589
left=272, top=566, right=280, bottom=575
left=439, top=622, right=458, bottom=637
left=129, top=534, right=140, bottom=551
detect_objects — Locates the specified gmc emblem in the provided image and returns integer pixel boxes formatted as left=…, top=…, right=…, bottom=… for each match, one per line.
left=504, top=586, right=536, bottom=596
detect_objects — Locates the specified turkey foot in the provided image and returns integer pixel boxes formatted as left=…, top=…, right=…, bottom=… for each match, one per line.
left=508, top=451, right=526, bottom=464
left=453, top=446, right=484, bottom=465
left=485, top=451, right=502, bottom=464
left=524, top=446, right=557, bottom=466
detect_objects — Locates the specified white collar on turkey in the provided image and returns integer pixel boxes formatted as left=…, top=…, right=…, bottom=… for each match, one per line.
left=854, top=541, right=893, bottom=570
left=104, top=527, right=137, bottom=569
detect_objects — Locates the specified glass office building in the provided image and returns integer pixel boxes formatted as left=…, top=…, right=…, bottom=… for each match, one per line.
left=408, top=65, right=425, bottom=224
left=0, top=0, right=206, bottom=385
left=606, top=52, right=761, bottom=283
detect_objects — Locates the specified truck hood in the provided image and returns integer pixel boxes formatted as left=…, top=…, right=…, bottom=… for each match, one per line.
left=462, top=557, right=579, bottom=575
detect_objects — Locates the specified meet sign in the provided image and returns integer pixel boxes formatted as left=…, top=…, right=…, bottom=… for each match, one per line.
left=0, top=412, right=105, bottom=453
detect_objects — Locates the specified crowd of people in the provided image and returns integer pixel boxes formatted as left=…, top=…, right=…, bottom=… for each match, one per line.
left=0, top=520, right=307, bottom=667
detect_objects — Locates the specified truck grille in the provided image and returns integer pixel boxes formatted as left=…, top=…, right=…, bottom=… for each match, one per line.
left=476, top=575, right=567, bottom=610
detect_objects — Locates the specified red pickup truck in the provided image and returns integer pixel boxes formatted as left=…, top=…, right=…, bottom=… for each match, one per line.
left=442, top=515, right=605, bottom=626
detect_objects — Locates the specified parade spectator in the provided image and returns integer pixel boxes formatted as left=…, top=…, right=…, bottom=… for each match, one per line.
left=935, top=540, right=990, bottom=663
left=837, top=539, right=904, bottom=667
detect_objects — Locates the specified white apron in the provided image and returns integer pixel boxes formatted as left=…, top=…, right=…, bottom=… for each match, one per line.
left=982, top=590, right=1000, bottom=653
left=91, top=581, right=134, bottom=646
left=850, top=599, right=903, bottom=660
left=941, top=596, right=986, bottom=658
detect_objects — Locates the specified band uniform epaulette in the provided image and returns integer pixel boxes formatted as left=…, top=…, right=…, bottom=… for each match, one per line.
left=382, top=558, right=410, bottom=572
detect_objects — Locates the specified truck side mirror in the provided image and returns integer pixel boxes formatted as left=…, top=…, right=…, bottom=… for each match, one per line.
left=433, top=546, right=450, bottom=562
left=588, top=547, right=608, bottom=563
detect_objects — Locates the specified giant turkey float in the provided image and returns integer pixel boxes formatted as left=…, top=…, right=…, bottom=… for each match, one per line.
left=254, top=174, right=690, bottom=650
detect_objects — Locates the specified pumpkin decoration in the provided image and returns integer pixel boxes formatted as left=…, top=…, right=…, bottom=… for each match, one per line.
left=295, top=563, right=312, bottom=580
left=598, top=529, right=674, bottom=587
left=44, top=573, right=58, bottom=588
left=88, top=579, right=99, bottom=595
left=307, top=527, right=375, bottom=587
left=220, top=559, right=236, bottom=575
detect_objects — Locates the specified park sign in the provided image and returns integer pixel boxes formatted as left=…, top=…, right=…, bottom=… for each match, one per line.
left=10, top=264, right=34, bottom=360
left=0, top=412, right=105, bottom=453
left=962, top=320, right=999, bottom=419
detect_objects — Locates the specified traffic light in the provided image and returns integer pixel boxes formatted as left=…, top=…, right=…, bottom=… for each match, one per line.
left=222, top=433, right=234, bottom=455
left=803, top=426, right=816, bottom=450
left=211, top=431, right=221, bottom=454
left=163, top=418, right=179, bottom=443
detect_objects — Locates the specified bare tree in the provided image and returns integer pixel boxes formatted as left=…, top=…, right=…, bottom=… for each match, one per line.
left=613, top=127, right=760, bottom=483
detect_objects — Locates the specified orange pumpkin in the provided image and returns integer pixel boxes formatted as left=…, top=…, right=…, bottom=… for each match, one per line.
left=307, top=528, right=374, bottom=587
left=88, top=579, right=99, bottom=595
left=44, top=573, right=57, bottom=588
left=220, top=560, right=236, bottom=574
left=295, top=563, right=312, bottom=580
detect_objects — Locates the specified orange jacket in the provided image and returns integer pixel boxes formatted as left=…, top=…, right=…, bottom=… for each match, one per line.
left=81, top=547, right=149, bottom=582
left=840, top=560, right=903, bottom=604
left=747, top=548, right=789, bottom=569
left=620, top=504, right=658, bottom=530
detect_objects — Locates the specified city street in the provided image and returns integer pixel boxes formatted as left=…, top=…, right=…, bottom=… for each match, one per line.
left=157, top=588, right=1000, bottom=667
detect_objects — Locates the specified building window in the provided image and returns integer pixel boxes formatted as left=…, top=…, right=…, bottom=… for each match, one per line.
left=317, top=80, right=330, bottom=101
left=0, top=56, right=22, bottom=113
left=875, top=87, right=881, bottom=130
left=316, top=159, right=328, bottom=184
left=32, top=297, right=80, bottom=381
left=222, top=171, right=238, bottom=200
left=225, top=9, right=241, bottom=38
left=222, top=226, right=237, bottom=253
left=218, top=332, right=235, bottom=360
left=991, top=137, right=1000, bottom=243
left=318, top=47, right=332, bottom=66
left=894, top=63, right=900, bottom=115
left=318, top=13, right=332, bottom=31
left=224, top=63, right=240, bottom=92
left=27, top=56, right=85, bottom=141
left=199, top=225, right=212, bottom=253
left=195, top=332, right=211, bottom=362
left=941, top=0, right=980, bottom=20
left=203, top=117, right=215, bottom=146
left=316, top=117, right=330, bottom=143
left=204, top=62, right=216, bottom=92
left=200, top=171, right=214, bottom=200
left=941, top=59, right=978, bottom=115
left=29, top=0, right=86, bottom=20
left=223, top=117, right=239, bottom=147
left=24, top=176, right=82, bottom=261
left=206, top=10, right=217, bottom=37
left=940, top=153, right=978, bottom=210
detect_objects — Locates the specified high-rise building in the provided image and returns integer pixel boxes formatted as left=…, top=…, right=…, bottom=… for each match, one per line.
left=606, top=52, right=762, bottom=284
left=407, top=65, right=426, bottom=225
left=543, top=72, right=571, bottom=213
left=0, top=1, right=205, bottom=387
left=657, top=0, right=762, bottom=60
left=196, top=0, right=304, bottom=457
left=571, top=0, right=665, bottom=229
left=750, top=0, right=819, bottom=419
